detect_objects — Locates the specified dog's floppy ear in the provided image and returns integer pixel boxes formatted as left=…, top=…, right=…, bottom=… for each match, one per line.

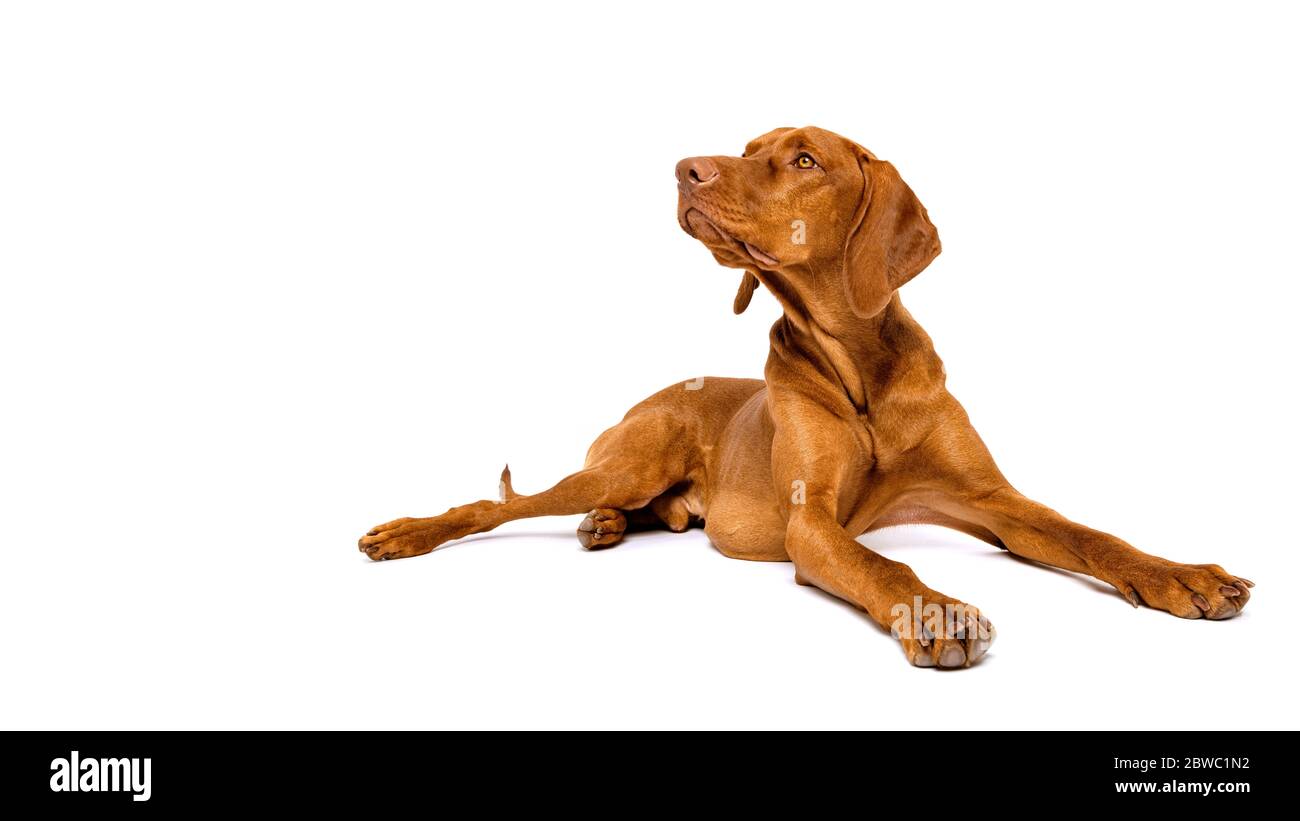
left=842, top=152, right=941, bottom=318
left=733, top=270, right=760, bottom=314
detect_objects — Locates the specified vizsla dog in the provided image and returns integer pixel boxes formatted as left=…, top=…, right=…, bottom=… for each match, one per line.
left=360, top=126, right=1253, bottom=668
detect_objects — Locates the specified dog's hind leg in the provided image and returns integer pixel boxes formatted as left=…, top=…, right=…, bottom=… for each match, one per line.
left=359, top=410, right=693, bottom=560
left=359, top=464, right=677, bottom=560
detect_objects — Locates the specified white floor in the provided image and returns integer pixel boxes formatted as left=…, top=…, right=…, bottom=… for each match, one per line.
left=3, top=507, right=1286, bottom=730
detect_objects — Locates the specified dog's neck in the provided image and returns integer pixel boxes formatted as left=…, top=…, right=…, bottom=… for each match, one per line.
left=760, top=272, right=944, bottom=414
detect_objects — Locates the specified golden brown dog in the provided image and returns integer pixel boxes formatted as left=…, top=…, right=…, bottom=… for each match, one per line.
left=359, top=126, right=1253, bottom=668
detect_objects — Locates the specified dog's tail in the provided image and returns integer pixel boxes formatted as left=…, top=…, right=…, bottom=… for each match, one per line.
left=499, top=464, right=521, bottom=501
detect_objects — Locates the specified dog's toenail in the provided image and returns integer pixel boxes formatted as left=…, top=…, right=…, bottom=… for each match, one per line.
left=1191, top=593, right=1210, bottom=611
left=1207, top=604, right=1239, bottom=620
left=1220, top=586, right=1240, bottom=596
left=939, top=645, right=966, bottom=667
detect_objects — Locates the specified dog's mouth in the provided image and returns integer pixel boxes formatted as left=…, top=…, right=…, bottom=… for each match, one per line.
left=741, top=240, right=779, bottom=267
left=682, top=207, right=780, bottom=268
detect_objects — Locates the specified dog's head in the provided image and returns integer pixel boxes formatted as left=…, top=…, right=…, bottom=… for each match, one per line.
left=676, top=126, right=940, bottom=317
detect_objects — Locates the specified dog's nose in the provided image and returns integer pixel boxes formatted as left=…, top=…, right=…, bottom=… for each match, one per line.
left=676, top=157, right=719, bottom=187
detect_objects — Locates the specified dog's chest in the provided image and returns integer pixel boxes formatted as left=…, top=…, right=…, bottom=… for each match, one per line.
left=854, top=404, right=938, bottom=475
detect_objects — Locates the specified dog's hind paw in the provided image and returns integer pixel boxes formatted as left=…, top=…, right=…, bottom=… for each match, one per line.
left=577, top=508, right=627, bottom=549
left=358, top=516, right=439, bottom=560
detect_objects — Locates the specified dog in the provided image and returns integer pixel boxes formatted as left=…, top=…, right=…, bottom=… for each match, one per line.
left=359, top=126, right=1252, bottom=668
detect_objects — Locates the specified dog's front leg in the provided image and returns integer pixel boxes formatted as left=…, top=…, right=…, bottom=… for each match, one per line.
left=921, top=418, right=1254, bottom=619
left=943, top=486, right=1253, bottom=620
left=770, top=395, right=993, bottom=668
left=784, top=506, right=993, bottom=668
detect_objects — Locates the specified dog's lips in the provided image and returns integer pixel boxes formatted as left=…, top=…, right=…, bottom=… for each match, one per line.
left=682, top=207, right=779, bottom=268
left=742, top=241, right=778, bottom=267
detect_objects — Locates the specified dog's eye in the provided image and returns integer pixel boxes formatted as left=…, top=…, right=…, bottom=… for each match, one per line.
left=794, top=153, right=817, bottom=169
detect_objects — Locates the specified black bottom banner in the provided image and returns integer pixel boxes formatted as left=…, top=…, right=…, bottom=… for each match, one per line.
left=0, top=730, right=1278, bottom=810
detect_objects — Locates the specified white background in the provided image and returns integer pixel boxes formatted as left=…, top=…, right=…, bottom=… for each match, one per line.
left=2, top=1, right=1297, bottom=730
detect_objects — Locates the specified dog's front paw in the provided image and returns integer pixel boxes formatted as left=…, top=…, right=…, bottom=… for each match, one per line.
left=1113, top=561, right=1253, bottom=620
left=891, top=594, right=994, bottom=669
